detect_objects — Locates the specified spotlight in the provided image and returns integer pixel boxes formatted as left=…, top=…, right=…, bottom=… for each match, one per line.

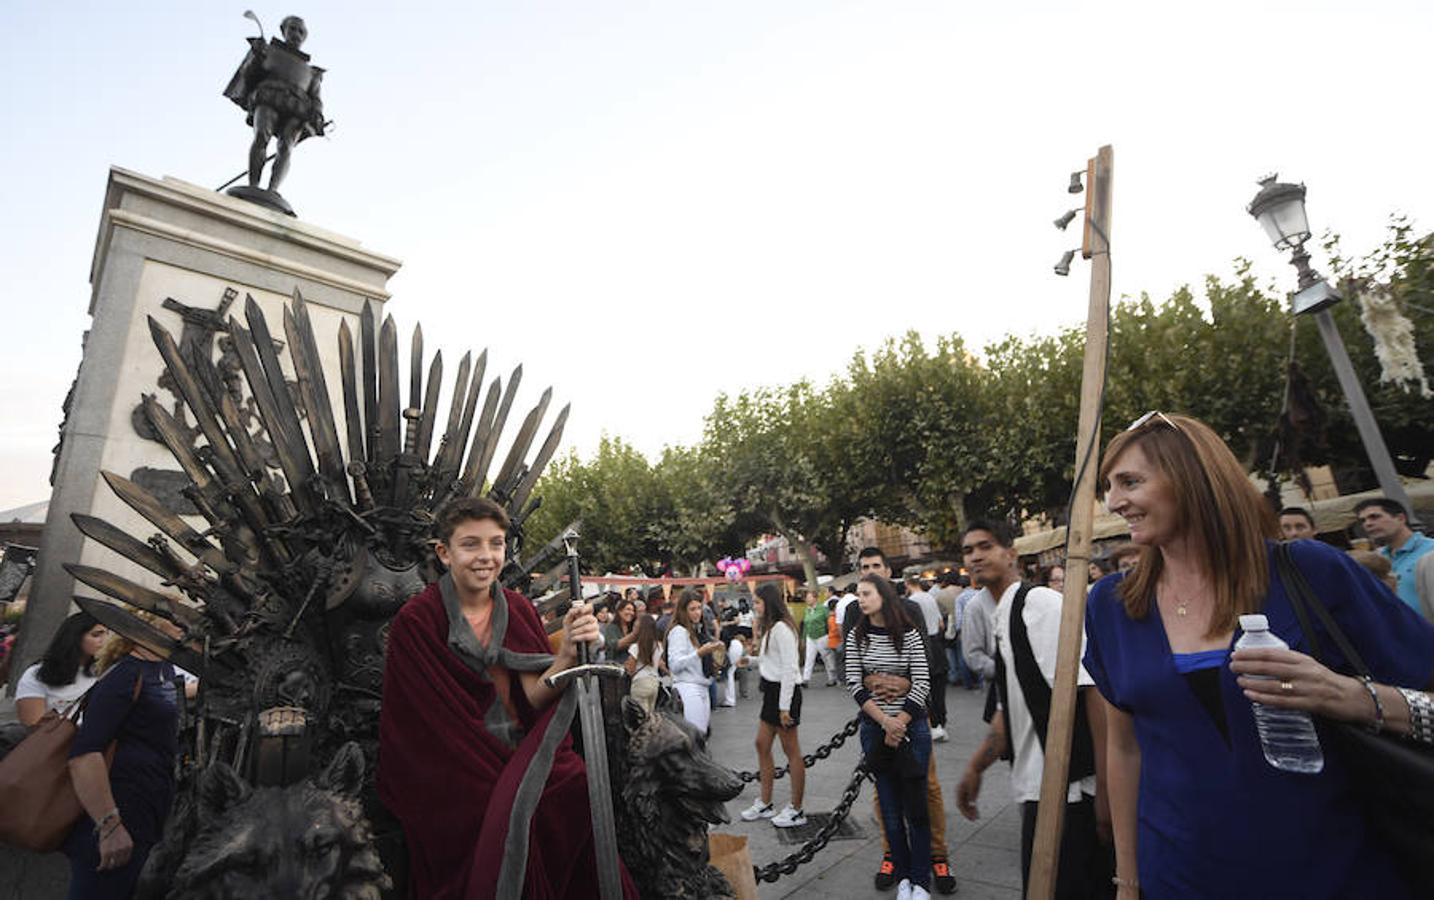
left=1054, top=208, right=1079, bottom=230
left=1054, top=249, right=1076, bottom=276
left=1068, top=171, right=1084, bottom=194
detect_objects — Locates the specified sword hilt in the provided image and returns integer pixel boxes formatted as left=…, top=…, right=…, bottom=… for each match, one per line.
left=545, top=663, right=627, bottom=691
left=347, top=461, right=374, bottom=510
left=402, top=407, right=421, bottom=455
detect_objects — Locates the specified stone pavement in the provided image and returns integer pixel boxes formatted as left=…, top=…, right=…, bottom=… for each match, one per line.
left=706, top=668, right=1024, bottom=900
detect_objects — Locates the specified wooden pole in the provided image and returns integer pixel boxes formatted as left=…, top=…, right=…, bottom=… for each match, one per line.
left=1025, top=144, right=1114, bottom=900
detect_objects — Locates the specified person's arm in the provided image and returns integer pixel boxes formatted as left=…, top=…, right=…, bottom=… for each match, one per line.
left=520, top=604, right=599, bottom=711
left=956, top=709, right=1007, bottom=820
left=617, top=629, right=640, bottom=651
left=1231, top=647, right=1423, bottom=734
left=1103, top=698, right=1141, bottom=898
left=666, top=628, right=701, bottom=681
left=902, top=628, right=931, bottom=715
left=962, top=607, right=997, bottom=680
left=15, top=697, right=46, bottom=727
left=1085, top=687, right=1112, bottom=845
left=1417, top=554, right=1434, bottom=625
left=777, top=624, right=798, bottom=714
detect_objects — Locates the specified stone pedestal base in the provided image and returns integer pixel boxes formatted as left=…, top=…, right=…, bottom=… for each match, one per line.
left=8, top=167, right=401, bottom=692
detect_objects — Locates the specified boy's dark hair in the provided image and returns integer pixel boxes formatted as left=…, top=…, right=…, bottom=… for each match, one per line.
left=1353, top=498, right=1409, bottom=521
left=434, top=496, right=511, bottom=542
left=856, top=546, right=888, bottom=567
left=962, top=518, right=1015, bottom=549
left=1279, top=506, right=1316, bottom=526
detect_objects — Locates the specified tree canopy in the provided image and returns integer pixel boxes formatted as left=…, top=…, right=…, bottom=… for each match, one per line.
left=526, top=222, right=1433, bottom=582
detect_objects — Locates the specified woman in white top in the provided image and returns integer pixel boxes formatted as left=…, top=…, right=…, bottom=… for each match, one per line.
left=627, top=614, right=664, bottom=713
left=739, top=582, right=807, bottom=828
left=666, top=589, right=723, bottom=734
left=15, top=611, right=108, bottom=726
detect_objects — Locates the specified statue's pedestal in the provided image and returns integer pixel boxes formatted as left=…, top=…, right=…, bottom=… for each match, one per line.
left=11, top=167, right=401, bottom=687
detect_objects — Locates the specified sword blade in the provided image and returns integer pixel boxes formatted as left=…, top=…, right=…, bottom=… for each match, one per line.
left=101, top=470, right=236, bottom=575
left=66, top=563, right=203, bottom=628
left=415, top=350, right=443, bottom=463
left=508, top=402, right=569, bottom=514
left=71, top=514, right=185, bottom=583
left=360, top=300, right=379, bottom=465
left=338, top=319, right=366, bottom=464
left=73, top=597, right=209, bottom=676
left=377, top=315, right=402, bottom=467
left=491, top=386, right=552, bottom=499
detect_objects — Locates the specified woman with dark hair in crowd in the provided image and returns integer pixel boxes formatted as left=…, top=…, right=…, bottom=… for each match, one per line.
left=15, top=611, right=107, bottom=726
left=64, top=614, right=187, bottom=899
left=845, top=573, right=933, bottom=900
left=666, top=588, right=723, bottom=734
left=627, top=613, right=664, bottom=713
left=1087, top=412, right=1434, bottom=899
left=603, top=596, right=639, bottom=662
left=740, top=581, right=806, bottom=827
left=1040, top=564, right=1067, bottom=594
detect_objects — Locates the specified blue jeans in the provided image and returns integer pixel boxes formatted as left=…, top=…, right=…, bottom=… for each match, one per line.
left=947, top=638, right=974, bottom=687
left=861, top=717, right=932, bottom=889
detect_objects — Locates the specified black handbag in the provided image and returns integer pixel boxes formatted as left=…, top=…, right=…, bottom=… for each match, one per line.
left=1273, top=543, right=1434, bottom=891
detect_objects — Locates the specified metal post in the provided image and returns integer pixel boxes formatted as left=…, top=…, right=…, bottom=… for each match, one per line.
left=1311, top=308, right=1420, bottom=525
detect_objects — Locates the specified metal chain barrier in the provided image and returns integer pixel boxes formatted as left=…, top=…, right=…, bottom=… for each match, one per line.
left=736, top=715, right=860, bottom=783
left=752, top=761, right=872, bottom=883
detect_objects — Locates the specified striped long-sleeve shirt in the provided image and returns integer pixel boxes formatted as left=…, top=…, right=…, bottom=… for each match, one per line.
left=843, top=624, right=929, bottom=719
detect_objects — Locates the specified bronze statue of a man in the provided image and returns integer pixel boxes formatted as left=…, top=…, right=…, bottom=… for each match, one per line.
left=223, top=15, right=326, bottom=204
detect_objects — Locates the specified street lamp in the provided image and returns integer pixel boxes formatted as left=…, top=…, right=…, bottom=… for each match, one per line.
left=1247, top=175, right=1418, bottom=524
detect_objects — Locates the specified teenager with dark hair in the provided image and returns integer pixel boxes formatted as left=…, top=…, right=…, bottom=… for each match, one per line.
left=849, top=547, right=955, bottom=894
left=15, top=611, right=107, bottom=726
left=1278, top=506, right=1317, bottom=541
left=740, top=582, right=806, bottom=827
left=378, top=496, right=641, bottom=898
left=955, top=520, right=1109, bottom=899
left=846, top=574, right=933, bottom=900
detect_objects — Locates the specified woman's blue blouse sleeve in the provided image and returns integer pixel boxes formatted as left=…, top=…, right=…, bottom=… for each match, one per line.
left=1287, top=540, right=1434, bottom=689
left=1083, top=578, right=1129, bottom=712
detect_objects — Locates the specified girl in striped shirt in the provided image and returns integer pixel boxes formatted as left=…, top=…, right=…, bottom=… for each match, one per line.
left=844, top=574, right=933, bottom=900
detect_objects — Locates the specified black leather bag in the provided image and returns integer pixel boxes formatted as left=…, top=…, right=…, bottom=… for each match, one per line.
left=1274, top=543, right=1434, bottom=891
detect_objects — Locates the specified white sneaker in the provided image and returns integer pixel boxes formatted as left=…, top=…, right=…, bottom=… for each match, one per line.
left=771, top=805, right=808, bottom=828
left=896, top=878, right=913, bottom=900
left=931, top=725, right=948, bottom=742
left=739, top=799, right=775, bottom=821
left=911, top=885, right=931, bottom=900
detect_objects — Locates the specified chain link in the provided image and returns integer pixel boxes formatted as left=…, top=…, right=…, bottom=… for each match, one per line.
left=752, top=761, right=871, bottom=883
left=736, top=716, right=860, bottom=783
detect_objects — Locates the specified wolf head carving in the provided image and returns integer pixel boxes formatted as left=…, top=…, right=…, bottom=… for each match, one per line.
left=616, top=697, right=744, bottom=900
left=144, top=741, right=391, bottom=900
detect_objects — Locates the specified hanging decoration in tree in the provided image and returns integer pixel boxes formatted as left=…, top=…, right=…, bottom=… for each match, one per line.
left=1358, top=286, right=1432, bottom=398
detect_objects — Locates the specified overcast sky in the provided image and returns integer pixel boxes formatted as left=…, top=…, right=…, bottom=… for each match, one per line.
left=2, top=1, right=1431, bottom=512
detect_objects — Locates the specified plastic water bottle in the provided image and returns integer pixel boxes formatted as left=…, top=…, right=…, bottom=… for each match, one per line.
left=1235, top=614, right=1324, bottom=774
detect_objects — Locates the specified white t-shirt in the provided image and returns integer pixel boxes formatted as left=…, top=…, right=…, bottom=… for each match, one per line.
left=15, top=662, right=97, bottom=716
left=908, top=590, right=942, bottom=636
left=836, top=592, right=860, bottom=629
left=991, top=582, right=1096, bottom=804
left=628, top=642, right=663, bottom=681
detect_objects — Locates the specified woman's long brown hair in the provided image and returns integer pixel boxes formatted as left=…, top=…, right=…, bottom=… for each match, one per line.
left=633, top=614, right=658, bottom=668
left=1099, top=413, right=1278, bottom=638
left=755, top=582, right=797, bottom=653
left=670, top=587, right=704, bottom=640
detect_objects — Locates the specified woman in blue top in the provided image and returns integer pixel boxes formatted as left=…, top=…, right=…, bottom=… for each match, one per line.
left=65, top=620, right=183, bottom=900
left=1085, top=412, right=1434, bottom=900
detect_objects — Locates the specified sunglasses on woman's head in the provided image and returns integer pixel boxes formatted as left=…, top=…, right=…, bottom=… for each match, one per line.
left=1127, top=410, right=1183, bottom=433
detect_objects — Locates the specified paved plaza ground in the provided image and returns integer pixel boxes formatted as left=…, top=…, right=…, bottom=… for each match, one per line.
left=706, top=667, right=1024, bottom=900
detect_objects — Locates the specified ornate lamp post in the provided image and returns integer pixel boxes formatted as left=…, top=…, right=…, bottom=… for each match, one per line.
left=1247, top=175, right=1418, bottom=523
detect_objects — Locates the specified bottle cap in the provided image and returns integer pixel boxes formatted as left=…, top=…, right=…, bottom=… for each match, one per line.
left=1239, top=614, right=1269, bottom=632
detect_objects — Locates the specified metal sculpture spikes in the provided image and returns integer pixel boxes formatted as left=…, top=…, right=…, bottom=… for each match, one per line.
left=62, top=290, right=570, bottom=773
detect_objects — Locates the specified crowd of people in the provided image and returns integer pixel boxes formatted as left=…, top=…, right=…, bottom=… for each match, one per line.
left=7, top=409, right=1434, bottom=900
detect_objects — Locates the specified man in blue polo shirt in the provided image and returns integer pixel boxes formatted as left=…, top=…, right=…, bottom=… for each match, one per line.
left=1356, top=498, right=1434, bottom=614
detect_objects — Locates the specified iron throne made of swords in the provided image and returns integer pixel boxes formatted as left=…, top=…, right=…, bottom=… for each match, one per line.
left=63, top=290, right=570, bottom=897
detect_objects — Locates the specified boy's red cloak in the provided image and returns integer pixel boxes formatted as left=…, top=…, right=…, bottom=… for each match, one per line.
left=377, top=577, right=639, bottom=899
